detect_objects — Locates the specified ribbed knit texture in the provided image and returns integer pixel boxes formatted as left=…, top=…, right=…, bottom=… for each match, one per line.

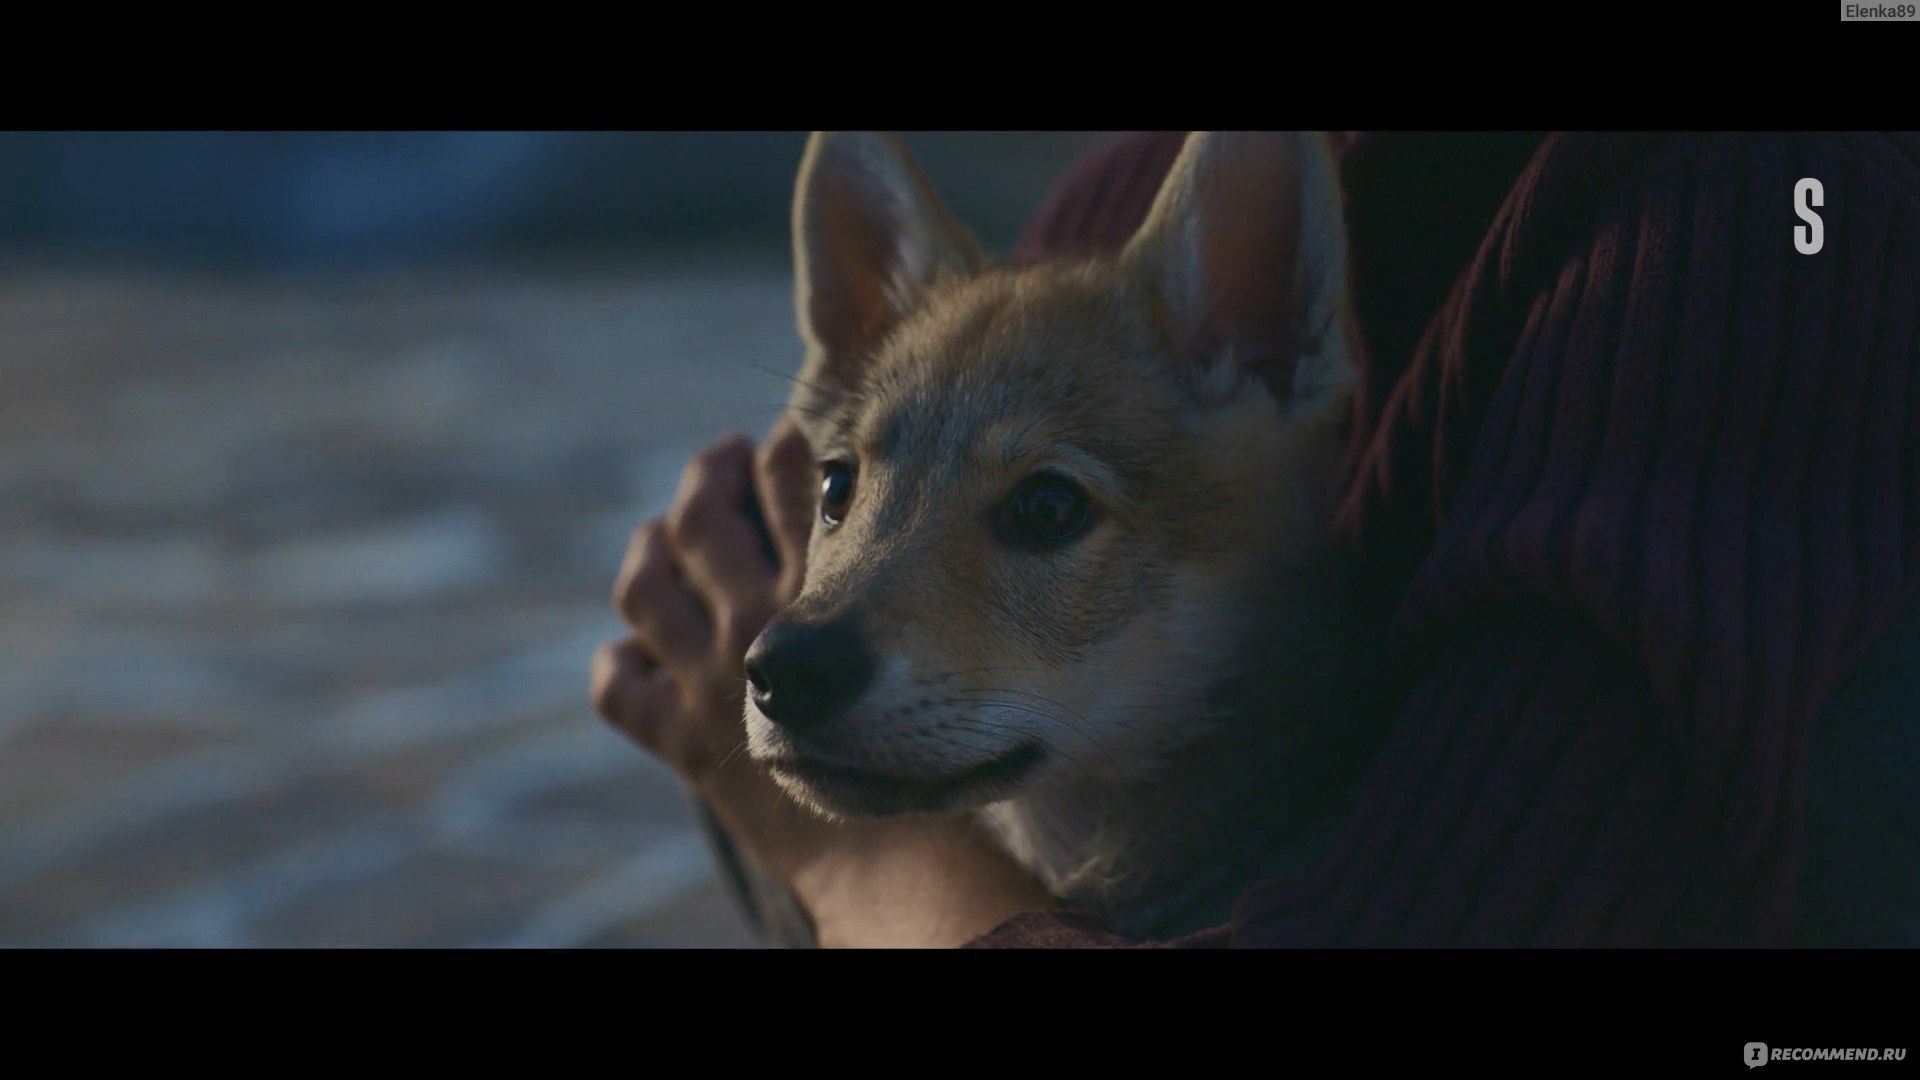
left=968, top=131, right=1920, bottom=948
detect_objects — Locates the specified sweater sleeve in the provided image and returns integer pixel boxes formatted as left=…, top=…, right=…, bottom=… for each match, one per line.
left=969, top=132, right=1920, bottom=948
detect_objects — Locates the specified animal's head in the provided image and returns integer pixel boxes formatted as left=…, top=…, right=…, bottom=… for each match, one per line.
left=745, top=131, right=1358, bottom=819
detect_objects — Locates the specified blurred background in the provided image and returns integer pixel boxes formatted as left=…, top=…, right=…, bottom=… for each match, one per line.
left=0, top=131, right=1108, bottom=947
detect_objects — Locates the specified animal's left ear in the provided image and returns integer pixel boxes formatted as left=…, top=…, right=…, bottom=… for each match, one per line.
left=1120, top=131, right=1354, bottom=404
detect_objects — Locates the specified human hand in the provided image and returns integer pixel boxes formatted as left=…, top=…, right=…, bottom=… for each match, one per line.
left=590, top=416, right=828, bottom=876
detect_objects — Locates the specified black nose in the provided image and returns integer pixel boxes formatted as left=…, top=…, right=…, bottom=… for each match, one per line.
left=743, top=616, right=876, bottom=733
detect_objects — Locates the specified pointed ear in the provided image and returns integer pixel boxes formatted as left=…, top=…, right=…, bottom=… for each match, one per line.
left=1119, top=131, right=1353, bottom=404
left=791, top=132, right=982, bottom=403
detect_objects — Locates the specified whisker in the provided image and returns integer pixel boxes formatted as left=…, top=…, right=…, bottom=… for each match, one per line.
left=772, top=400, right=835, bottom=422
left=939, top=699, right=1102, bottom=774
left=953, top=685, right=1111, bottom=754
left=966, top=703, right=1104, bottom=764
left=915, top=665, right=1147, bottom=774
left=930, top=665, right=1065, bottom=682
left=714, top=736, right=752, bottom=773
left=749, top=362, right=837, bottom=399
left=931, top=718, right=1090, bottom=778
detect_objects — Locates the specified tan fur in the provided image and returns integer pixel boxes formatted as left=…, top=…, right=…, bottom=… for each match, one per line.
left=752, top=131, right=1370, bottom=938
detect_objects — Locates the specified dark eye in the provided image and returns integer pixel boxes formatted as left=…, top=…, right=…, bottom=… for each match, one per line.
left=995, top=472, right=1094, bottom=550
left=820, top=462, right=855, bottom=526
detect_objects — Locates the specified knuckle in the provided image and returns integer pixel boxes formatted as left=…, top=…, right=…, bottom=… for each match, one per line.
left=677, top=458, right=715, bottom=501
left=625, top=517, right=665, bottom=559
left=613, top=564, right=644, bottom=616
left=589, top=645, right=621, bottom=715
left=633, top=532, right=673, bottom=586
left=668, top=495, right=722, bottom=546
left=760, top=424, right=812, bottom=472
left=592, top=676, right=633, bottom=725
left=691, top=434, right=751, bottom=478
left=615, top=523, right=671, bottom=615
left=591, top=649, right=665, bottom=736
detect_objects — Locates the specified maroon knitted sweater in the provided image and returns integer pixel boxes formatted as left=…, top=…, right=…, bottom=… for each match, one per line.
left=967, top=131, right=1920, bottom=948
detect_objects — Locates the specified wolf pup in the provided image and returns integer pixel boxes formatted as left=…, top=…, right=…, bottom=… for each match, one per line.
left=742, top=131, right=1375, bottom=939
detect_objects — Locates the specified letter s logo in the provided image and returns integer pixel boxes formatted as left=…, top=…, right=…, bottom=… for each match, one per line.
left=1795, top=178, right=1824, bottom=255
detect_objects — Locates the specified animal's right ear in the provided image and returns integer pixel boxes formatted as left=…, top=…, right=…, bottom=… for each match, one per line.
left=1119, top=131, right=1354, bottom=408
left=791, top=132, right=982, bottom=406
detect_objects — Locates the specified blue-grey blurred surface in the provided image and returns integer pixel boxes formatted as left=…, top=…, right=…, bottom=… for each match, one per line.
left=0, top=131, right=1103, bottom=947
left=0, top=132, right=1100, bottom=269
